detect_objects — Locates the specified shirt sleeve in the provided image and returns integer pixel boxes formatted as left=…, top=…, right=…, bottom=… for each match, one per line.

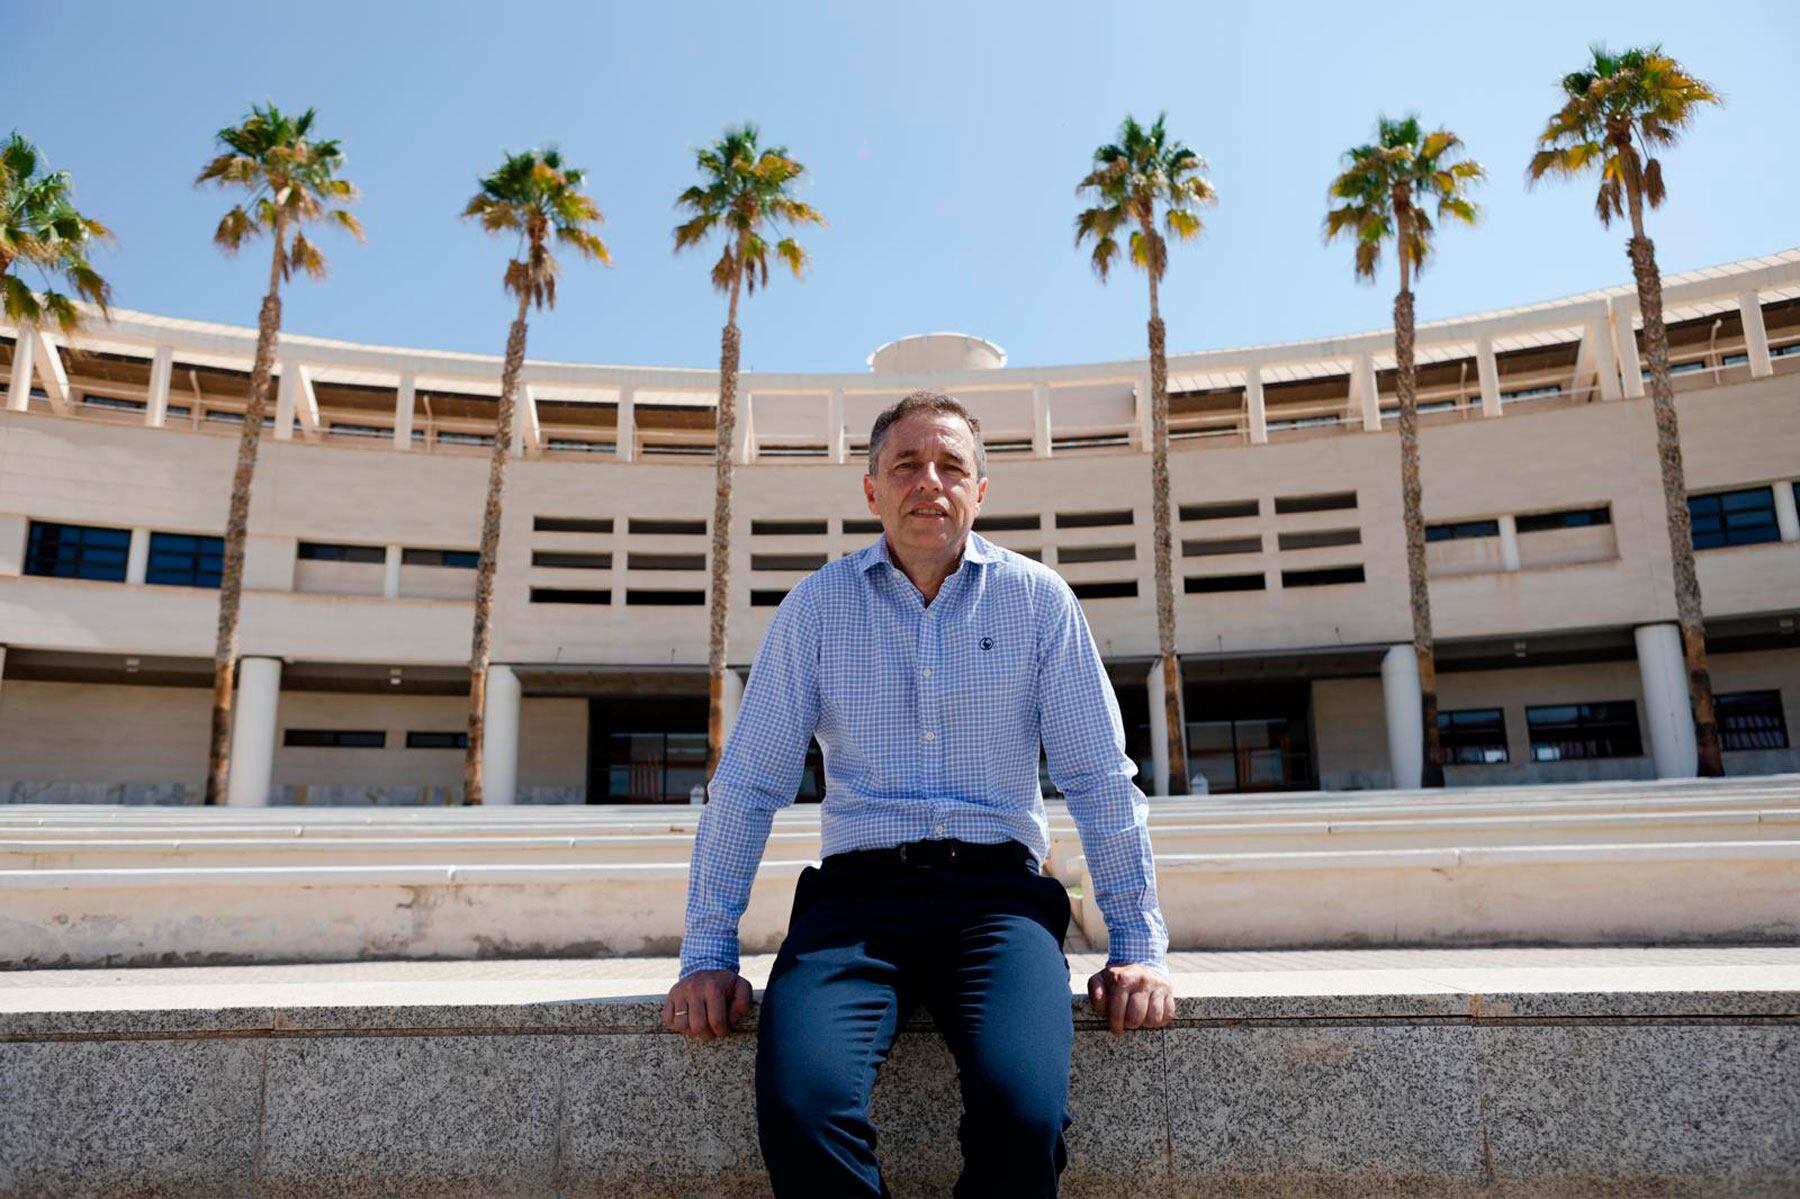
left=677, top=582, right=822, bottom=980
left=1035, top=575, right=1169, bottom=974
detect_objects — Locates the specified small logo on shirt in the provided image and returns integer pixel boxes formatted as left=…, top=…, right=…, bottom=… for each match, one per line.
left=979, top=636, right=994, bottom=651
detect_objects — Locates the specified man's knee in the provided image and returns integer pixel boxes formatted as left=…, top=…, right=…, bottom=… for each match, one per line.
left=961, top=1077, right=1068, bottom=1149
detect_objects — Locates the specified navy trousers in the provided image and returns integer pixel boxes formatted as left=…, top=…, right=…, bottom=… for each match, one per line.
left=754, top=846, right=1075, bottom=1198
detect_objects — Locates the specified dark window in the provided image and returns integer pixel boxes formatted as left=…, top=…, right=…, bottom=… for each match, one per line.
left=530, top=587, right=611, bottom=604
left=533, top=516, right=613, bottom=534
left=1716, top=690, right=1790, bottom=752
left=1437, top=708, right=1509, bottom=764
left=1068, top=580, right=1137, bottom=600
left=1526, top=701, right=1642, bottom=762
left=24, top=521, right=130, bottom=581
left=629, top=552, right=706, bottom=571
left=1181, top=499, right=1259, bottom=521
left=1186, top=573, right=1266, bottom=593
left=751, top=589, right=789, bottom=607
left=403, top=548, right=479, bottom=568
left=1281, top=564, right=1365, bottom=587
left=531, top=550, right=612, bottom=570
left=1687, top=487, right=1780, bottom=550
left=297, top=542, right=385, bottom=564
left=842, top=518, right=883, bottom=534
left=1274, top=491, right=1357, bottom=515
left=627, top=589, right=706, bottom=606
left=1014, top=548, right=1042, bottom=561
left=283, top=729, right=386, bottom=749
left=83, top=393, right=146, bottom=413
left=974, top=514, right=1041, bottom=532
left=1055, top=509, right=1134, bottom=529
left=751, top=519, right=828, bottom=536
left=1057, top=544, right=1136, bottom=564
left=1278, top=528, right=1361, bottom=551
left=752, top=553, right=827, bottom=572
left=1184, top=536, right=1261, bottom=557
left=1426, top=519, right=1500, bottom=542
left=629, top=517, right=706, bottom=536
left=1515, top=506, right=1611, bottom=534
left=146, top=532, right=223, bottom=588
left=405, top=731, right=468, bottom=750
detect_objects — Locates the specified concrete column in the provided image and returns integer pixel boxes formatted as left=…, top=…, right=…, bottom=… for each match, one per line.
left=826, top=388, right=848, bottom=465
left=393, top=372, right=416, bottom=450
left=6, top=322, right=35, bottom=411
left=1588, top=318, right=1623, bottom=401
left=1498, top=513, right=1522, bottom=572
left=1245, top=367, right=1268, bottom=444
left=734, top=392, right=755, bottom=465
left=126, top=529, right=150, bottom=585
left=1635, top=623, right=1698, bottom=779
left=482, top=664, right=522, bottom=805
left=720, top=667, right=745, bottom=747
left=226, top=656, right=282, bottom=807
left=615, top=387, right=636, bottom=462
left=1145, top=661, right=1171, bottom=798
left=1475, top=336, right=1502, bottom=417
left=1031, top=383, right=1052, bottom=458
left=273, top=367, right=297, bottom=440
left=1738, top=291, right=1774, bottom=379
left=1380, top=644, right=1424, bottom=790
left=145, top=346, right=173, bottom=428
left=1613, top=301, right=1646, bottom=399
left=1135, top=372, right=1154, bottom=450
left=1353, top=353, right=1382, bottom=431
left=512, top=384, right=538, bottom=459
left=1771, top=481, right=1798, bottom=542
left=382, top=545, right=402, bottom=598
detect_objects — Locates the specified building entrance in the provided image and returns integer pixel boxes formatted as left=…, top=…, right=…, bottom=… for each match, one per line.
left=1183, top=680, right=1317, bottom=793
left=585, top=695, right=825, bottom=804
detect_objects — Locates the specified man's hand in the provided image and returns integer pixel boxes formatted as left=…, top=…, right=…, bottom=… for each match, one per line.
left=1087, top=963, right=1175, bottom=1035
left=664, top=969, right=753, bottom=1040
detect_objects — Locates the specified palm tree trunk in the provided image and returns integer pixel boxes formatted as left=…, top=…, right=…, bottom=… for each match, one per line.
left=1624, top=189, right=1723, bottom=776
left=203, top=219, right=286, bottom=806
left=1145, top=263, right=1190, bottom=796
left=462, top=292, right=531, bottom=805
left=706, top=319, right=741, bottom=782
left=1392, top=264, right=1446, bottom=788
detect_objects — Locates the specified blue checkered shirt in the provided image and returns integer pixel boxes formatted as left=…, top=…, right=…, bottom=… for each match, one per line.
left=677, top=531, right=1168, bottom=979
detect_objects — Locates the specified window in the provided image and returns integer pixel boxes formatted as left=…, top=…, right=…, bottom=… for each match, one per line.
left=629, top=517, right=706, bottom=536
left=1279, top=528, right=1361, bottom=551
left=1526, top=702, right=1642, bottom=762
left=973, top=514, right=1041, bottom=532
left=1274, top=491, right=1356, bottom=515
left=627, top=589, right=706, bottom=605
left=1281, top=565, right=1365, bottom=587
left=1688, top=487, right=1779, bottom=550
left=531, top=550, right=611, bottom=570
left=751, top=519, right=827, bottom=536
left=1437, top=708, right=1509, bottom=764
left=1069, top=580, right=1137, bottom=599
left=146, top=532, right=223, bottom=588
left=752, top=553, right=828, bottom=572
left=1515, top=506, right=1610, bottom=534
left=533, top=516, right=613, bottom=534
left=1716, top=690, right=1789, bottom=752
left=530, top=587, right=611, bottom=604
left=842, top=518, right=884, bottom=534
left=24, top=521, right=130, bottom=581
left=1056, top=509, right=1134, bottom=529
left=1186, top=573, right=1265, bottom=593
left=629, top=552, right=706, bottom=571
left=1181, top=499, right=1259, bottom=521
left=297, top=542, right=385, bottom=564
left=751, top=589, right=789, bottom=607
left=403, top=548, right=478, bottom=568
left=406, top=731, right=468, bottom=750
left=1057, top=544, right=1136, bottom=564
left=283, top=729, right=386, bottom=748
left=1426, top=519, right=1500, bottom=542
left=1184, top=536, right=1261, bottom=557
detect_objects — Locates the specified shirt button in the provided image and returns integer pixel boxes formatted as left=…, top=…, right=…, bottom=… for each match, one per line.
left=923, top=730, right=936, bottom=742
left=934, top=822, right=945, bottom=834
left=922, top=667, right=933, bottom=679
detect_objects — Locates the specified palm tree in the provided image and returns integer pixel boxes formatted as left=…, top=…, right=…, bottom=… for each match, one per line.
left=460, top=148, right=610, bottom=804
left=1529, top=45, right=1724, bottom=776
left=1075, top=113, right=1216, bottom=796
left=1, top=131, right=112, bottom=335
left=673, top=123, right=825, bottom=780
left=195, top=103, right=362, bottom=805
left=1325, top=115, right=1484, bottom=789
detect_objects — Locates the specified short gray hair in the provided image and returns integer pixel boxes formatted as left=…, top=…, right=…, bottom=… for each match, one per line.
left=866, top=390, right=988, bottom=479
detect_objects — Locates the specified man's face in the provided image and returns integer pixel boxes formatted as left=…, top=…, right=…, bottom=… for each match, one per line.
left=863, top=411, right=988, bottom=561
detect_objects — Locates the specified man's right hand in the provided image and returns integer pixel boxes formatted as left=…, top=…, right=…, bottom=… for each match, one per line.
left=663, top=969, right=753, bottom=1040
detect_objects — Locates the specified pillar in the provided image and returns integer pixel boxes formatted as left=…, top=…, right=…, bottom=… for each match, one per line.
left=616, top=387, right=636, bottom=462
left=382, top=545, right=402, bottom=598
left=734, top=391, right=755, bottom=465
left=1135, top=371, right=1154, bottom=450
left=393, top=372, right=416, bottom=450
left=1774, top=481, right=1799, bottom=542
left=482, top=664, right=522, bottom=805
left=1031, top=383, right=1052, bottom=458
left=1475, top=335, right=1502, bottom=418
left=1245, top=366, right=1268, bottom=444
left=1588, top=318, right=1623, bottom=401
left=1353, top=353, right=1382, bottom=431
left=273, top=367, right=297, bottom=440
left=126, top=529, right=150, bottom=585
left=1738, top=292, right=1774, bottom=379
left=226, top=656, right=282, bottom=807
left=1145, top=661, right=1170, bottom=798
left=145, top=346, right=173, bottom=428
left=826, top=387, right=847, bottom=465
left=1635, top=623, right=1698, bottom=779
left=7, top=322, right=35, bottom=411
left=1498, top=513, right=1521, bottom=572
left=1613, top=301, right=1646, bottom=399
left=720, top=667, right=745, bottom=746
left=1380, top=644, right=1424, bottom=790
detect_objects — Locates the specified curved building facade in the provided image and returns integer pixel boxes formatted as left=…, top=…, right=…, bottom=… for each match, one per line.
left=2, top=250, right=1797, bottom=804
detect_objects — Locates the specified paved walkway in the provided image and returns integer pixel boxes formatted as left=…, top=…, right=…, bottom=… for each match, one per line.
left=3, top=945, right=1795, bottom=1012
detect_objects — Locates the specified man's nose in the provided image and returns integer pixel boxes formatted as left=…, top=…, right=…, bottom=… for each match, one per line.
left=916, top=464, right=945, bottom=492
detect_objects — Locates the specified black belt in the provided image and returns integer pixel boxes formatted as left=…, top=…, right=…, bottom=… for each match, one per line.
left=822, top=838, right=1035, bottom=873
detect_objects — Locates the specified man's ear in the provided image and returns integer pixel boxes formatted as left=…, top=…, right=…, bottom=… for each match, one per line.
left=863, top=473, right=878, bottom=514
left=975, top=477, right=988, bottom=507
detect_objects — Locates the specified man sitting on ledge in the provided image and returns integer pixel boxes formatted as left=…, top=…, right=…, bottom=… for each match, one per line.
left=665, top=389, right=1172, bottom=1197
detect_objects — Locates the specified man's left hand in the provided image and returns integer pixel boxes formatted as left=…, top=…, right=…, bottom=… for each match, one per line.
left=1087, top=963, right=1175, bottom=1035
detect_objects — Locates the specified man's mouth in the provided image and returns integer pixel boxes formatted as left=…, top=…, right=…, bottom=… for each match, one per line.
left=908, top=508, right=947, bottom=519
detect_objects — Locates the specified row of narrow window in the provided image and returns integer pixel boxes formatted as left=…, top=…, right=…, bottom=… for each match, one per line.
left=1439, top=692, right=1789, bottom=763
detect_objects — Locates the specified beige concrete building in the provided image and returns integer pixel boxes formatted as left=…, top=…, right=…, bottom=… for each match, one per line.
left=1, top=250, right=1796, bottom=805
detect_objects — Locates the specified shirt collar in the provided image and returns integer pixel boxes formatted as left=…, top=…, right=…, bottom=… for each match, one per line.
left=860, top=530, right=1000, bottom=574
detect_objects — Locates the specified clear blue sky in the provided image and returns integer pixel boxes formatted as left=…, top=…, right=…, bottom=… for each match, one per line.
left=6, top=1, right=1794, bottom=373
